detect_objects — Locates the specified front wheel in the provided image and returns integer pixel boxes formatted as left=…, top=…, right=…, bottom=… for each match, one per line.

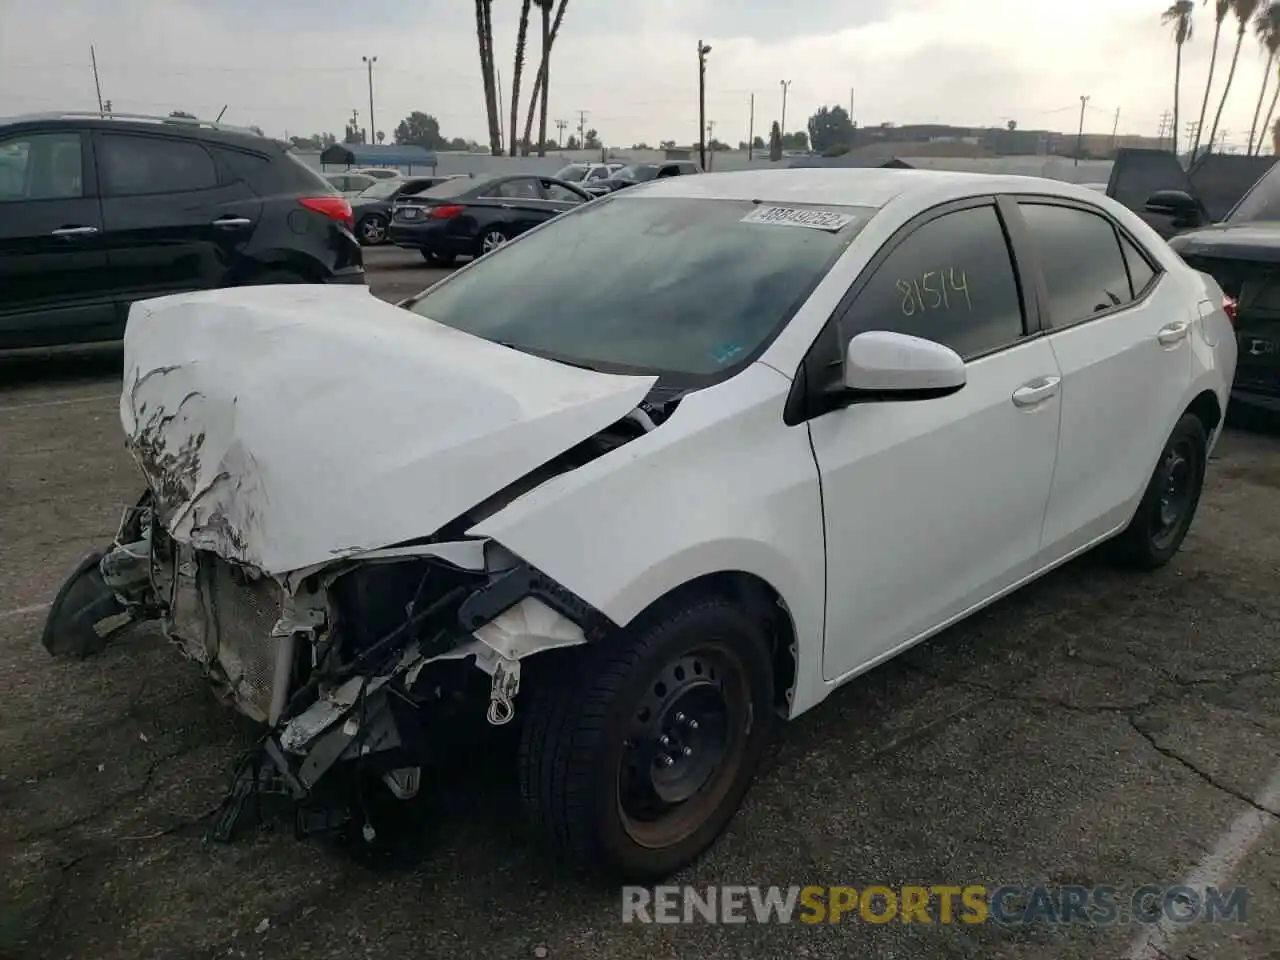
left=357, top=214, right=388, bottom=245
left=518, top=595, right=774, bottom=882
left=1107, top=413, right=1208, bottom=569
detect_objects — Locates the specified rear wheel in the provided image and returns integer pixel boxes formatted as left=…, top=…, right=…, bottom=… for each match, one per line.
left=1107, top=413, right=1208, bottom=569
left=357, top=214, right=388, bottom=246
left=518, top=595, right=774, bottom=881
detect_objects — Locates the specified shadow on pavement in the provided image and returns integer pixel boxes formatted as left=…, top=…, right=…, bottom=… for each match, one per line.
left=0, top=346, right=124, bottom=391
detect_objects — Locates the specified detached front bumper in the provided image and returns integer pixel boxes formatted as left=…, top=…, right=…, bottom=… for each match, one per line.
left=85, top=494, right=612, bottom=841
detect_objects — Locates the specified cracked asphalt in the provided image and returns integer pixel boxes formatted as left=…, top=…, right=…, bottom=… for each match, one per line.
left=1, top=256, right=1277, bottom=959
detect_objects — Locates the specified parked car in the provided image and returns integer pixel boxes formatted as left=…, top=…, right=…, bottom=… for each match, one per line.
left=351, top=167, right=401, bottom=180
left=554, top=161, right=625, bottom=186
left=351, top=175, right=465, bottom=245
left=0, top=111, right=363, bottom=353
left=324, top=171, right=380, bottom=198
left=45, top=169, right=1235, bottom=883
left=387, top=172, right=591, bottom=263
left=583, top=160, right=702, bottom=196
left=1164, top=158, right=1280, bottom=415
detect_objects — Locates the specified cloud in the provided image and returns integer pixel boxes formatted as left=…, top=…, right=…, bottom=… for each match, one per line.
left=1, top=0, right=1277, bottom=151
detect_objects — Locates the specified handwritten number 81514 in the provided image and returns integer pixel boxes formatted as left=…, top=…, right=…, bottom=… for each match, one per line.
left=896, top=269, right=971, bottom=317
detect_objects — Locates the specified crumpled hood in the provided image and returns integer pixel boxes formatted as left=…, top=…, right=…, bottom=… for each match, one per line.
left=121, top=285, right=656, bottom=576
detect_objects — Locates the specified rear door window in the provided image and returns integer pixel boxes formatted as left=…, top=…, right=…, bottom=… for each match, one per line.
left=99, top=134, right=218, bottom=197
left=843, top=203, right=1026, bottom=359
left=1017, top=202, right=1133, bottom=326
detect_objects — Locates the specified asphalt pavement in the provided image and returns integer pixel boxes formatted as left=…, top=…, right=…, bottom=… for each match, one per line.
left=0, top=255, right=1276, bottom=960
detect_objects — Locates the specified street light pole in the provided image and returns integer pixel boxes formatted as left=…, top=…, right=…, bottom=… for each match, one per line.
left=362, top=55, right=378, bottom=144
left=698, top=41, right=712, bottom=170
left=780, top=79, right=792, bottom=145
left=1075, top=94, right=1089, bottom=167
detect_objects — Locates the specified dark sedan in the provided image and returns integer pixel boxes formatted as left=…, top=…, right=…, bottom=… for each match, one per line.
left=387, top=173, right=593, bottom=264
left=351, top=175, right=464, bottom=246
left=582, top=160, right=702, bottom=197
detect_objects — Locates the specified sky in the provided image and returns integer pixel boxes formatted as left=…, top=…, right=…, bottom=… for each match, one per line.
left=1, top=0, right=1278, bottom=151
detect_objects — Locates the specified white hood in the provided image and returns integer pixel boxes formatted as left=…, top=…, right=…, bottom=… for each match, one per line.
left=121, top=285, right=657, bottom=576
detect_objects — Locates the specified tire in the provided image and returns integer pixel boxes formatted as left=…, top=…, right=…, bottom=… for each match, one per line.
left=518, top=594, right=774, bottom=882
left=475, top=227, right=509, bottom=257
left=239, top=269, right=311, bottom=286
left=357, top=214, right=388, bottom=246
left=41, top=551, right=126, bottom=658
left=1107, top=413, right=1208, bottom=570
left=423, top=251, right=457, bottom=266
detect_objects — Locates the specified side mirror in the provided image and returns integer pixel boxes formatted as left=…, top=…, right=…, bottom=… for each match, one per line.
left=1145, top=189, right=1204, bottom=226
left=841, top=330, right=966, bottom=400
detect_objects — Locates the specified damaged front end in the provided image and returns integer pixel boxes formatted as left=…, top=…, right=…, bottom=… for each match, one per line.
left=55, top=491, right=616, bottom=846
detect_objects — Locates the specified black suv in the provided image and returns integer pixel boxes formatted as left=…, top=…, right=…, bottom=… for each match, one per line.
left=0, top=112, right=364, bottom=352
left=581, top=160, right=702, bottom=197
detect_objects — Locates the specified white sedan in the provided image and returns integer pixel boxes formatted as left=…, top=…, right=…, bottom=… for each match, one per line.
left=44, top=168, right=1237, bottom=881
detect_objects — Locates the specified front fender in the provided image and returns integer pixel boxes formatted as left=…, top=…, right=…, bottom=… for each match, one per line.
left=470, top=363, right=827, bottom=715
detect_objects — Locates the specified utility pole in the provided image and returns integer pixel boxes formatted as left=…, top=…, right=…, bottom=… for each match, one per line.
left=1185, top=120, right=1200, bottom=158
left=496, top=69, right=505, bottom=153
left=90, top=46, right=104, bottom=116
left=1110, top=107, right=1120, bottom=153
left=697, top=40, right=712, bottom=170
left=1075, top=94, right=1089, bottom=167
left=555, top=119, right=568, bottom=147
left=780, top=79, right=792, bottom=142
left=748, top=93, right=755, bottom=160
left=849, top=87, right=854, bottom=122
left=706, top=120, right=716, bottom=170
left=362, top=56, right=377, bottom=144
left=577, top=109, right=588, bottom=148
left=1156, top=110, right=1172, bottom=149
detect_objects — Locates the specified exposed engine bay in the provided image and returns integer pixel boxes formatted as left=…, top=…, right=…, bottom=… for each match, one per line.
left=51, top=401, right=677, bottom=847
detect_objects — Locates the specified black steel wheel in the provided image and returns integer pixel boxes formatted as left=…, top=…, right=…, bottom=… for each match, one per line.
left=518, top=594, right=774, bottom=882
left=1108, top=413, right=1208, bottom=569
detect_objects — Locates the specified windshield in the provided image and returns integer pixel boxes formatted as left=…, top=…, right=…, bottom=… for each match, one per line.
left=359, top=178, right=404, bottom=199
left=1226, top=161, right=1280, bottom=223
left=555, top=164, right=588, bottom=182
left=407, top=196, right=873, bottom=380
left=614, top=164, right=659, bottom=182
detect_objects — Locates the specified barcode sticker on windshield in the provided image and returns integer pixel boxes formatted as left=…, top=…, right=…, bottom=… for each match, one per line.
left=741, top=205, right=855, bottom=231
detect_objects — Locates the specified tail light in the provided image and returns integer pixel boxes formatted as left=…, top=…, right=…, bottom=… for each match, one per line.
left=298, top=196, right=354, bottom=229
left=1223, top=295, right=1239, bottom=328
left=429, top=204, right=465, bottom=219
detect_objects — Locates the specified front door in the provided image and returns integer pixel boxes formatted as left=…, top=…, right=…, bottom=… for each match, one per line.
left=805, top=200, right=1063, bottom=682
left=96, top=131, right=263, bottom=309
left=0, top=128, right=116, bottom=349
left=1010, top=199, right=1194, bottom=561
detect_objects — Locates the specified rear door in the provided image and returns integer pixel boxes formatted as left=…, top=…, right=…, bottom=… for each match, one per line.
left=0, top=128, right=116, bottom=349
left=482, top=176, right=551, bottom=237
left=96, top=131, right=263, bottom=308
left=1008, top=197, right=1193, bottom=562
left=538, top=178, right=590, bottom=214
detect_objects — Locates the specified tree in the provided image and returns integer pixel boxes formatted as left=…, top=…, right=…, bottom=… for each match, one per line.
left=782, top=131, right=809, bottom=151
left=394, top=112, right=446, bottom=149
left=753, top=135, right=766, bottom=149
left=566, top=135, right=580, bottom=149
left=1194, top=0, right=1232, bottom=158
left=1247, top=2, right=1280, bottom=152
left=769, top=121, right=782, bottom=161
left=475, top=0, right=502, bottom=154
left=583, top=128, right=601, bottom=149
left=376, top=130, right=386, bottom=144
left=1207, top=0, right=1262, bottom=155
left=1007, top=119, right=1018, bottom=131
left=521, top=0, right=569, bottom=157
left=806, top=105, right=855, bottom=153
left=343, top=122, right=363, bottom=144
left=1162, top=1, right=1195, bottom=157
left=632, top=142, right=652, bottom=149
left=509, top=0, right=533, bottom=156
left=321, top=132, right=337, bottom=148
left=1261, top=41, right=1280, bottom=151
left=169, top=110, right=197, bottom=119
left=660, top=139, right=677, bottom=149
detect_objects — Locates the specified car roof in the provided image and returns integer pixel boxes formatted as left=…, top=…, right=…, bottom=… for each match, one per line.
left=629, top=167, right=1113, bottom=209
left=0, top=112, right=275, bottom=151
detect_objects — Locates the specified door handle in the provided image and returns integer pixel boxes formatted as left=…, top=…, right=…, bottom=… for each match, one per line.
left=1157, top=320, right=1191, bottom=346
left=212, top=216, right=253, bottom=229
left=51, top=225, right=99, bottom=237
left=1012, top=375, right=1062, bottom=408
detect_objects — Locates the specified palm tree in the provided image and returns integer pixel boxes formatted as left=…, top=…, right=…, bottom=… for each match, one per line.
left=1260, top=58, right=1280, bottom=151
left=1163, top=1, right=1196, bottom=156
left=1207, top=0, right=1264, bottom=155
left=1193, top=0, right=1232, bottom=158
left=509, top=0, right=533, bottom=156
left=1247, top=2, right=1280, bottom=151
left=475, top=0, right=502, bottom=155
left=521, top=0, right=569, bottom=156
